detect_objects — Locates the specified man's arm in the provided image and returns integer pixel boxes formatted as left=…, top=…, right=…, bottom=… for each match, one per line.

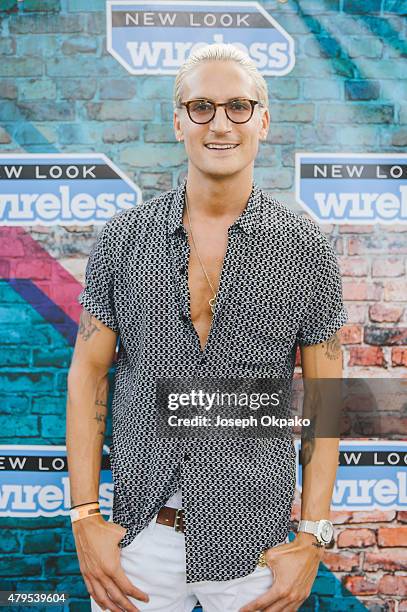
left=66, top=310, right=116, bottom=507
left=299, top=331, right=342, bottom=532
left=240, top=331, right=343, bottom=612
left=66, top=310, right=149, bottom=612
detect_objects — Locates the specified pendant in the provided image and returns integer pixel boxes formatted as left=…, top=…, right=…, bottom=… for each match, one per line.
left=209, top=296, right=216, bottom=314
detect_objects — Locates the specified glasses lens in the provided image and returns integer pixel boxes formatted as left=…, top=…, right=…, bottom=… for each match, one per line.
left=226, top=99, right=253, bottom=123
left=189, top=100, right=214, bottom=123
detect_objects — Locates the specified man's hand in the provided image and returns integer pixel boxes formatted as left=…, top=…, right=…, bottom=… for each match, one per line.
left=72, top=514, right=150, bottom=612
left=239, top=533, right=324, bottom=612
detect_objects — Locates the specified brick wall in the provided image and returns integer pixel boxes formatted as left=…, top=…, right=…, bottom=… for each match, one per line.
left=293, top=221, right=407, bottom=378
left=0, top=0, right=406, bottom=610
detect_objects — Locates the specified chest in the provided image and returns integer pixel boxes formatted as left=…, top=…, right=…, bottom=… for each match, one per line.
left=119, top=228, right=309, bottom=349
left=186, top=222, right=228, bottom=337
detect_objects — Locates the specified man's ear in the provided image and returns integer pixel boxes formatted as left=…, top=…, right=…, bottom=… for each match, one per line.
left=259, top=107, right=270, bottom=141
left=173, top=109, right=183, bottom=141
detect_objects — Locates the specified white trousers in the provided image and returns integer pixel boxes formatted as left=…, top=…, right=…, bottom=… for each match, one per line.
left=90, top=512, right=274, bottom=612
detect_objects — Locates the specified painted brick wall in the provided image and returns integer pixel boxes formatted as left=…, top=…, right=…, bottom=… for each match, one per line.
left=0, top=0, right=406, bottom=610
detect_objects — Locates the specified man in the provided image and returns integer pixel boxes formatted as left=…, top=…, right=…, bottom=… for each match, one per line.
left=66, top=43, right=347, bottom=612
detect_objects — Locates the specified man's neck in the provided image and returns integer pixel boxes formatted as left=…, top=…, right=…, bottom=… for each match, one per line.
left=185, top=166, right=254, bottom=222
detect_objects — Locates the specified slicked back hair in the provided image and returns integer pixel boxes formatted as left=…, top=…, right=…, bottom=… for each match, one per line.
left=173, top=43, right=269, bottom=110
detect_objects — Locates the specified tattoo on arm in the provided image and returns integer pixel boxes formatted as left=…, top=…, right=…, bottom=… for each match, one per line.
left=94, top=380, right=108, bottom=437
left=94, top=411, right=107, bottom=436
left=323, top=332, right=341, bottom=360
left=78, top=310, right=100, bottom=341
left=301, top=381, right=322, bottom=467
left=301, top=416, right=317, bottom=468
left=69, top=376, right=108, bottom=508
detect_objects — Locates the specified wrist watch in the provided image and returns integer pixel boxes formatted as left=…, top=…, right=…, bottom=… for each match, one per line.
left=297, top=519, right=334, bottom=546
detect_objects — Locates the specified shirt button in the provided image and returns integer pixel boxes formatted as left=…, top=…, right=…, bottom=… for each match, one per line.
left=181, top=313, right=188, bottom=323
left=200, top=355, right=207, bottom=365
left=183, top=453, right=191, bottom=461
left=180, top=264, right=186, bottom=275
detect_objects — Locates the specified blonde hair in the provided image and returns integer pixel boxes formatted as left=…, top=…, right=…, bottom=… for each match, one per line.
left=173, top=43, right=269, bottom=109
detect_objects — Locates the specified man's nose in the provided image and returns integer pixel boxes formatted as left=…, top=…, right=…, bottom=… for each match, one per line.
left=209, top=106, right=232, bottom=132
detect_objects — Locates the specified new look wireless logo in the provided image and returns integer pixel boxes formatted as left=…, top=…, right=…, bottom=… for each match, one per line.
left=0, top=154, right=141, bottom=226
left=296, top=153, right=407, bottom=224
left=107, top=1, right=295, bottom=75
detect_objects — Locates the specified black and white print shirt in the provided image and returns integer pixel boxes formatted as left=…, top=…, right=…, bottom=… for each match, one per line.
left=77, top=177, right=348, bottom=583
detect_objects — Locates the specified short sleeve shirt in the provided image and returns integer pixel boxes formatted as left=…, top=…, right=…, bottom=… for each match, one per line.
left=77, top=177, right=348, bottom=583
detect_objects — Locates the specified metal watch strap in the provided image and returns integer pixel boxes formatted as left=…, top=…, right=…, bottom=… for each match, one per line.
left=298, top=520, right=318, bottom=536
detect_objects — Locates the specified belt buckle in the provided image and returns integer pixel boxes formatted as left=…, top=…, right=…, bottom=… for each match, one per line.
left=174, top=508, right=183, bottom=532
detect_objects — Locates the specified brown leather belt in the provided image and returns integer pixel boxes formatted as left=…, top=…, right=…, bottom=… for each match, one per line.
left=156, top=506, right=185, bottom=533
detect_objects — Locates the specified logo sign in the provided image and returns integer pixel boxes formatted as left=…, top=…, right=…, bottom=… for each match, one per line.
left=0, top=446, right=113, bottom=517
left=296, top=441, right=407, bottom=511
left=0, top=154, right=141, bottom=226
left=296, top=153, right=407, bottom=224
left=2, top=442, right=406, bottom=517
left=107, top=0, right=295, bottom=75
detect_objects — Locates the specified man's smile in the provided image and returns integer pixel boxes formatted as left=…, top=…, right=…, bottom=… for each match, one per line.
left=204, top=142, right=240, bottom=151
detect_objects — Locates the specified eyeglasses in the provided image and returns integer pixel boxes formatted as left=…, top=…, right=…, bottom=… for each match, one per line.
left=179, top=98, right=263, bottom=125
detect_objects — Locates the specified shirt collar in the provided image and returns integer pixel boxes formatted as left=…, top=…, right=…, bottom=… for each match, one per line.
left=167, top=176, right=264, bottom=236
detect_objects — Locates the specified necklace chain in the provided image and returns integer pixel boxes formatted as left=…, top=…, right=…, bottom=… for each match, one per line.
left=184, top=190, right=217, bottom=314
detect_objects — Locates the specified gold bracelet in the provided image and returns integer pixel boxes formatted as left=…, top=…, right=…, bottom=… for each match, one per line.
left=70, top=503, right=100, bottom=523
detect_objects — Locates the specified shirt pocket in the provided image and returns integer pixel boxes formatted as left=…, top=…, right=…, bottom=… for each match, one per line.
left=237, top=295, right=298, bottom=338
left=227, top=331, right=288, bottom=377
left=234, top=296, right=293, bottom=351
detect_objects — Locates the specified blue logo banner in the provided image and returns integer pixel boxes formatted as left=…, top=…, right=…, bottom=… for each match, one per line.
left=0, top=154, right=141, bottom=226
left=107, top=0, right=295, bottom=75
left=2, top=442, right=406, bottom=516
left=0, top=445, right=113, bottom=517
left=296, top=153, right=407, bottom=224
left=296, top=441, right=407, bottom=510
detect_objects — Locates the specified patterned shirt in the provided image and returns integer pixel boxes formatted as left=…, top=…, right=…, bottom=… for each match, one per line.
left=77, top=177, right=348, bottom=583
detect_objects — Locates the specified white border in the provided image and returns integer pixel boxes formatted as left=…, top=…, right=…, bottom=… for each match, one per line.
left=295, top=152, right=407, bottom=225
left=106, top=0, right=295, bottom=76
left=0, top=444, right=111, bottom=453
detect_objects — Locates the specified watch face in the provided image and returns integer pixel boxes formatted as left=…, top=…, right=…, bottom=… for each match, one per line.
left=319, top=521, right=334, bottom=543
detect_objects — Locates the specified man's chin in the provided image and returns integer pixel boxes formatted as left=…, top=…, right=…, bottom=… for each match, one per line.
left=192, top=162, right=245, bottom=179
